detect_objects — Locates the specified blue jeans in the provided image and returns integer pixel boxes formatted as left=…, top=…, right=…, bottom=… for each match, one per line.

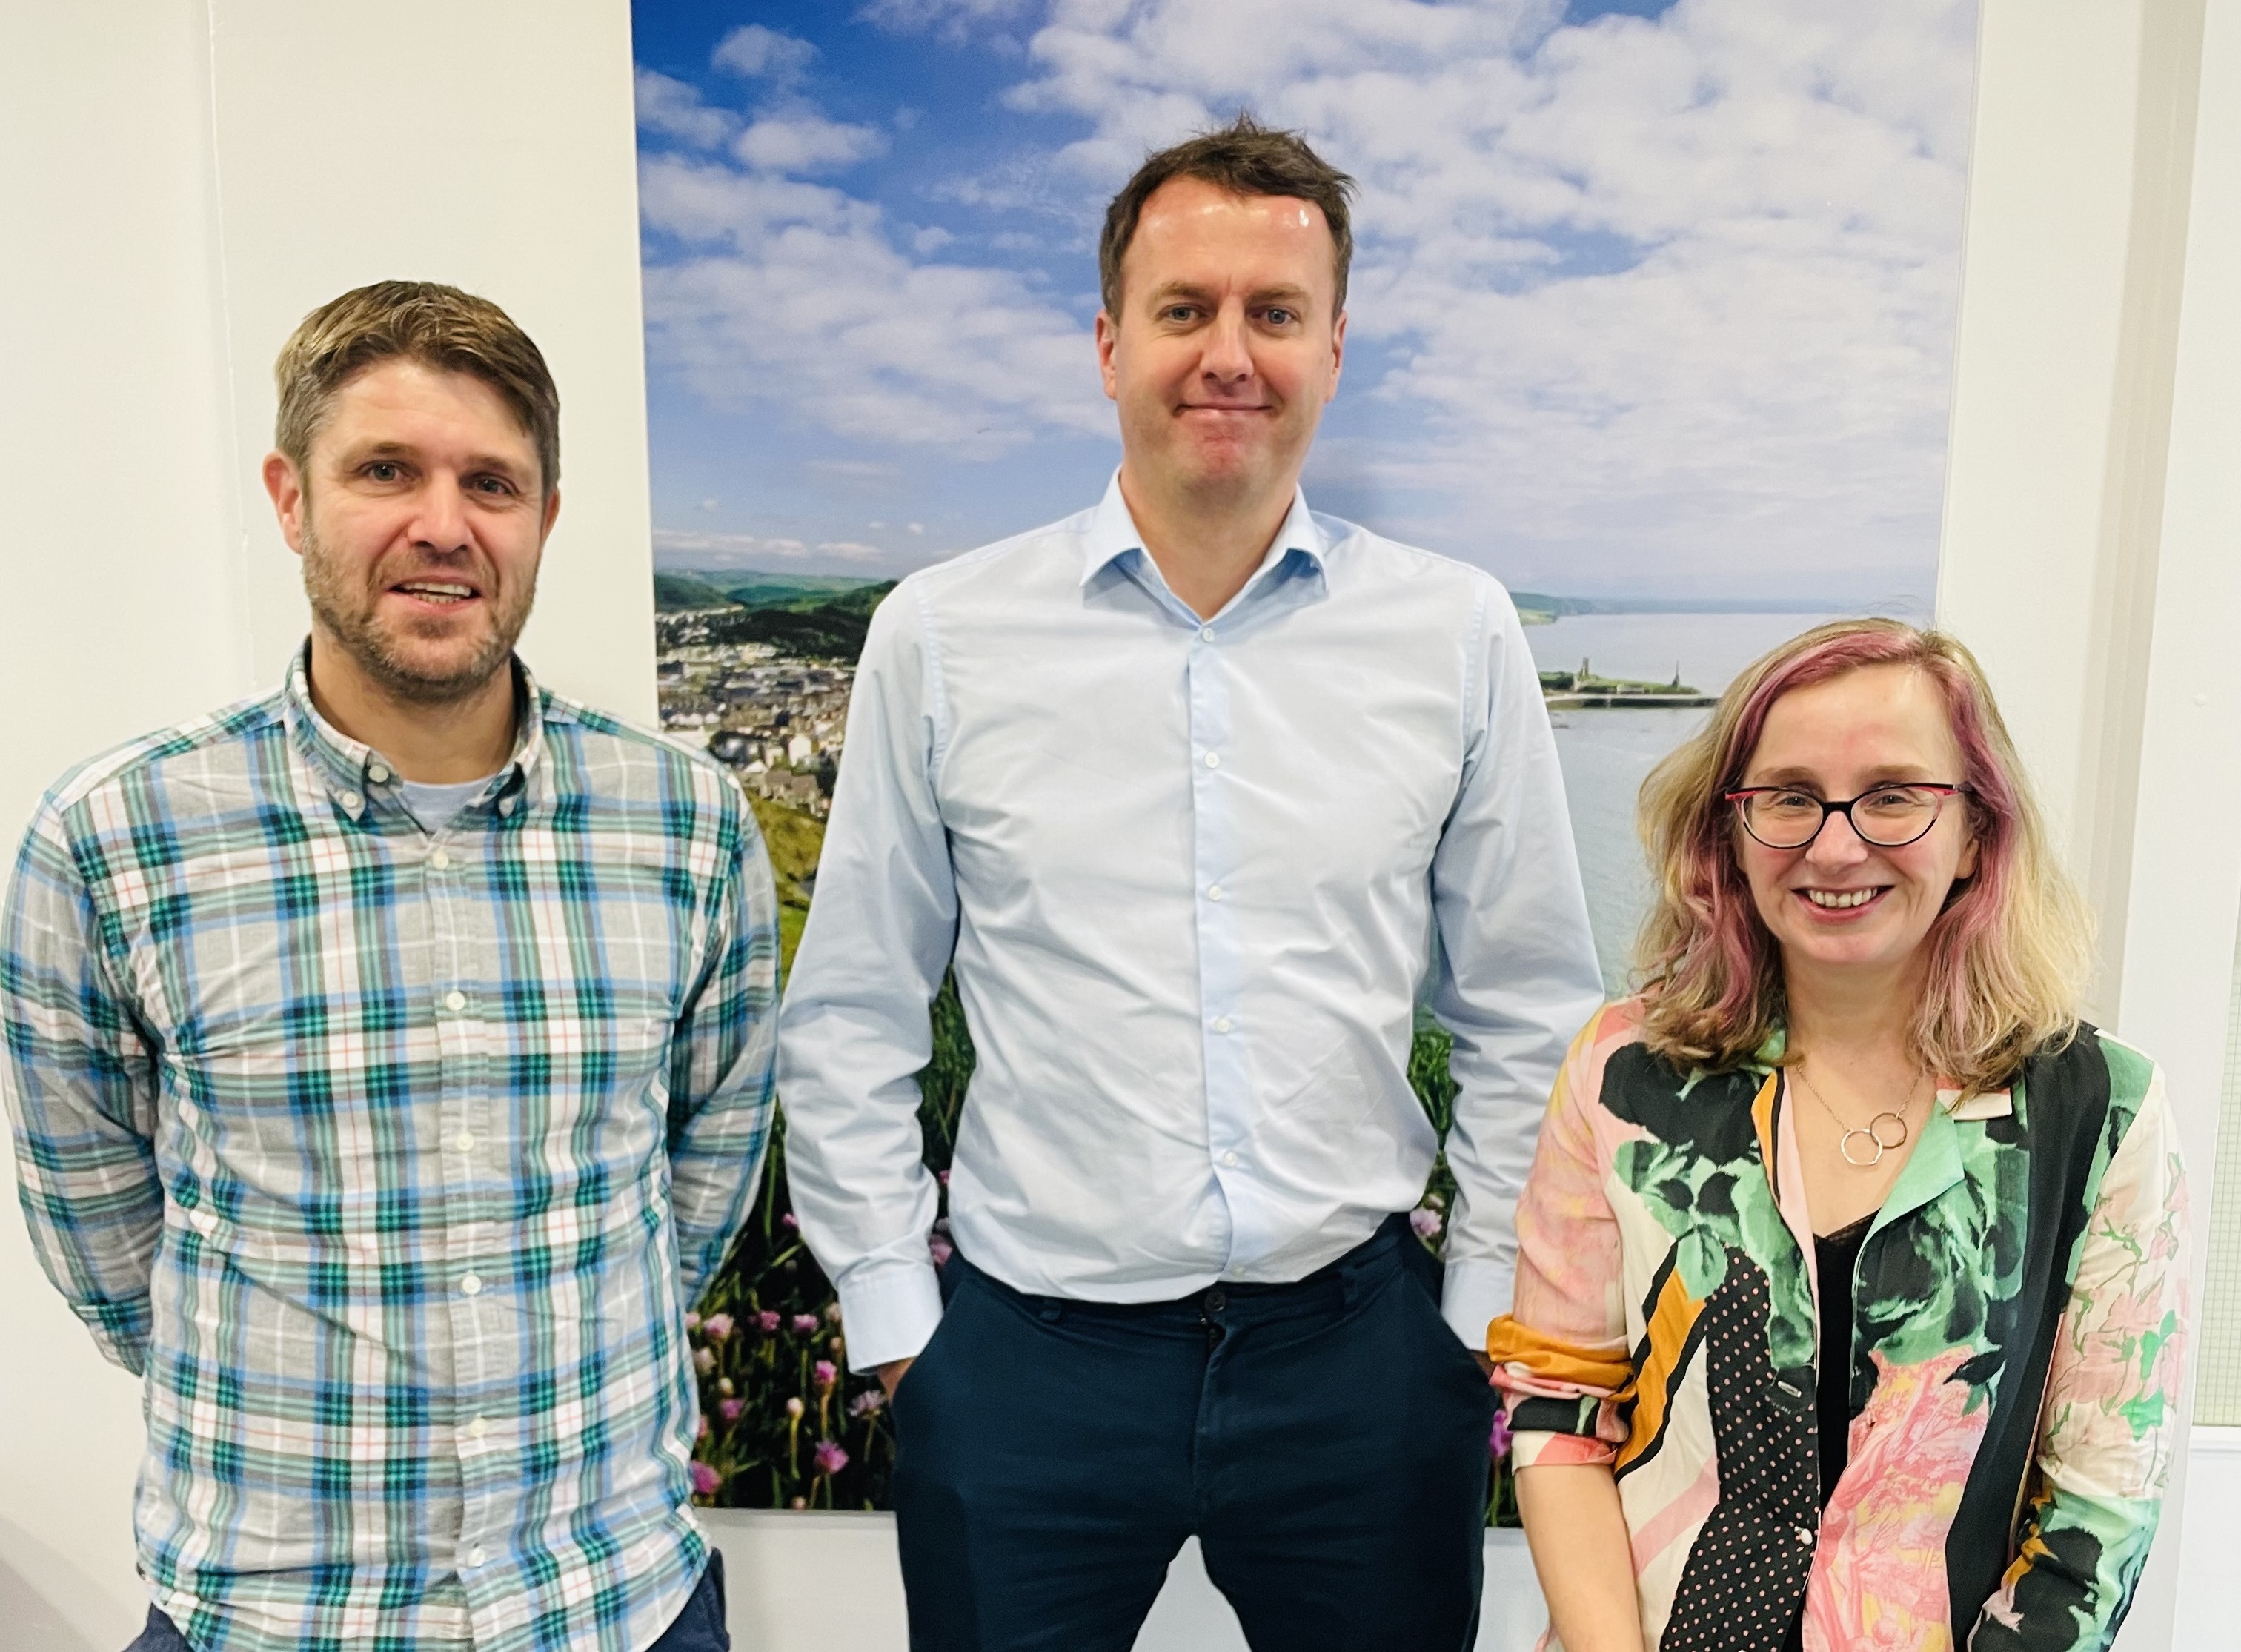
left=892, top=1214, right=1498, bottom=1651
left=125, top=1549, right=731, bottom=1651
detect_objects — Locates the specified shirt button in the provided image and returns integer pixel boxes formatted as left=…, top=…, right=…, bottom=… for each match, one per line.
left=453, top=1132, right=475, bottom=1154
left=367, top=763, right=391, bottom=785
left=1794, top=1525, right=1815, bottom=1548
left=498, top=796, right=517, bottom=817
left=466, top=1545, right=486, bottom=1569
left=460, top=1273, right=483, bottom=1297
left=1202, top=752, right=1221, bottom=769
left=1221, top=1150, right=1239, bottom=1168
left=466, top=1416, right=489, bottom=1440
left=1213, top=1017, right=1233, bottom=1034
left=1207, top=884, right=1225, bottom=901
left=1199, top=626, right=1216, bottom=642
left=337, top=790, right=363, bottom=813
left=445, top=990, right=467, bottom=1013
left=430, top=847, right=452, bottom=870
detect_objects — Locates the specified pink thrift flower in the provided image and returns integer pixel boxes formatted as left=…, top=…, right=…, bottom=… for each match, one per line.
left=696, top=1416, right=711, bottom=1442
left=693, top=1347, right=715, bottom=1376
left=813, top=1439, right=849, bottom=1476
left=781, top=1213, right=800, bottom=1230
left=789, top=1496, right=807, bottom=1510
left=719, top=1399, right=743, bottom=1424
left=928, top=1233, right=954, bottom=1267
left=785, top=1396, right=805, bottom=1419
left=689, top=1461, right=721, bottom=1496
left=849, top=1389, right=886, bottom=1417
left=757, top=1310, right=782, bottom=1334
left=1410, top=1206, right=1444, bottom=1240
left=791, top=1313, right=819, bottom=1334
left=1489, top=1410, right=1513, bottom=1460
left=937, top=1170, right=950, bottom=1186
left=814, top=1360, right=838, bottom=1390
left=701, top=1313, right=734, bottom=1343
left=683, top=1311, right=702, bottom=1333
left=823, top=1302, right=844, bottom=1325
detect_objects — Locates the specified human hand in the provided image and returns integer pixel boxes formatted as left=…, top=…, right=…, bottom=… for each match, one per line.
left=878, top=1356, right=914, bottom=1397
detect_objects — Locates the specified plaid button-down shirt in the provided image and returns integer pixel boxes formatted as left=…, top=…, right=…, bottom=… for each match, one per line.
left=1, top=649, right=780, bottom=1652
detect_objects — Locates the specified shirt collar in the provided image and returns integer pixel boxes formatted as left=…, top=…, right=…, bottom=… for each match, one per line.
left=282, top=640, right=551, bottom=825
left=1078, top=469, right=1329, bottom=597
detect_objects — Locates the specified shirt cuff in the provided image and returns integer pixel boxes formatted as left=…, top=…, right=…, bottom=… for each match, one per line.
left=836, top=1261, right=945, bottom=1373
left=1439, top=1255, right=1515, bottom=1350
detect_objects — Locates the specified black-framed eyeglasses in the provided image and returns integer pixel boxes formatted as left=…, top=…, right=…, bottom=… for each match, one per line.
left=1723, top=783, right=1969, bottom=850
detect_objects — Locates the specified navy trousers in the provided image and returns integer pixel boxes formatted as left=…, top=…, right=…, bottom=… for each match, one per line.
left=892, top=1215, right=1498, bottom=1652
left=124, top=1549, right=731, bottom=1652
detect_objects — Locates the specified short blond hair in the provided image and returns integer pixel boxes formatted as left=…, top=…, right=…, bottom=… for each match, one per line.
left=1636, top=618, right=2091, bottom=1095
left=273, top=280, right=560, bottom=494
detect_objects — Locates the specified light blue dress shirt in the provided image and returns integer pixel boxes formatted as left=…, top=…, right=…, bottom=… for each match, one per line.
left=778, top=476, right=1602, bottom=1370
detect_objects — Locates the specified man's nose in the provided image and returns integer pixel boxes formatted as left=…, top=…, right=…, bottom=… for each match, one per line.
left=1201, top=308, right=1254, bottom=383
left=409, top=479, right=475, bottom=553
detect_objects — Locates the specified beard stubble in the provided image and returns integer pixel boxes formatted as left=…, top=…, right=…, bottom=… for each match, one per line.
left=299, top=517, right=537, bottom=706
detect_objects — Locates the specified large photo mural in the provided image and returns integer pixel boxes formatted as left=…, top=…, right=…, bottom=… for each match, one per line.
left=630, top=0, right=1979, bottom=1513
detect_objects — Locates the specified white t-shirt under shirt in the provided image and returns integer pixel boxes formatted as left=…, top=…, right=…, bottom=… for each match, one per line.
left=399, top=775, right=497, bottom=830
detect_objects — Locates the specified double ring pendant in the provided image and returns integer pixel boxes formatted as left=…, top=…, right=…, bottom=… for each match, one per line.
left=1836, top=1112, right=1911, bottom=1167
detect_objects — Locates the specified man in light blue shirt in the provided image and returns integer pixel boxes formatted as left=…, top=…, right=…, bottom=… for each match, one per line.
left=779, top=116, right=1601, bottom=1651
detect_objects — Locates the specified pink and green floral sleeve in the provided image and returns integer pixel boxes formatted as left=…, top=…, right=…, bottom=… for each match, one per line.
left=1972, top=1062, right=2188, bottom=1650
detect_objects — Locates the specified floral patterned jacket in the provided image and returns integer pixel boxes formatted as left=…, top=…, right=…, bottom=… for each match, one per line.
left=1486, top=999, right=2188, bottom=1652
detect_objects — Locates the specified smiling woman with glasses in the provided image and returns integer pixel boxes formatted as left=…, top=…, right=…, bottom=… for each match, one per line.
left=1483, top=618, right=2190, bottom=1652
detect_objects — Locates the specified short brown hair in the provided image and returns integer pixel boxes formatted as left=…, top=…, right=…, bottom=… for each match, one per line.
left=273, top=280, right=560, bottom=494
left=1098, top=113, right=1357, bottom=321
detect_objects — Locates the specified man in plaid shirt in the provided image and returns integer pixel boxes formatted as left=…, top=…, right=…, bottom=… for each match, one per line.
left=0, top=282, right=778, bottom=1652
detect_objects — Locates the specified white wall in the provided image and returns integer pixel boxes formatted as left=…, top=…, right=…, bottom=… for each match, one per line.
left=1936, top=0, right=2241, bottom=1645
left=0, top=2, right=653, bottom=1645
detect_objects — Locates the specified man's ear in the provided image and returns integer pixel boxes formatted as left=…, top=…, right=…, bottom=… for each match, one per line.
left=1094, top=310, right=1120, bottom=403
left=540, top=486, right=562, bottom=543
left=263, top=451, right=307, bottom=554
left=1327, top=307, right=1348, bottom=402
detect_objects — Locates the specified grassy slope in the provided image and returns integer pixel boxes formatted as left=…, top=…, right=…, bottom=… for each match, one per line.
left=717, top=574, right=885, bottom=610
left=747, top=795, right=824, bottom=977
left=654, top=571, right=740, bottom=611
left=693, top=584, right=897, bottom=660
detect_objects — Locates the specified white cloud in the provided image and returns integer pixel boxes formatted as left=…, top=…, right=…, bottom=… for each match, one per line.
left=859, top=0, right=1036, bottom=40
left=643, top=0, right=1976, bottom=593
left=640, top=150, right=1110, bottom=457
left=654, top=528, right=900, bottom=569
left=734, top=113, right=889, bottom=174
left=992, top=0, right=1974, bottom=588
left=654, top=528, right=812, bottom=564
left=635, top=68, right=737, bottom=149
left=712, top=24, right=817, bottom=83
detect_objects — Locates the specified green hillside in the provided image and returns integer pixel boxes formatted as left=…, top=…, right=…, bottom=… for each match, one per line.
left=694, top=583, right=898, bottom=660
left=656, top=567, right=894, bottom=617
left=716, top=573, right=887, bottom=611
left=654, top=571, right=740, bottom=611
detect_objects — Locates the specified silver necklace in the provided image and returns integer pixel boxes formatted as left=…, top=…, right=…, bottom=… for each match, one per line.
left=1792, top=1060, right=1918, bottom=1168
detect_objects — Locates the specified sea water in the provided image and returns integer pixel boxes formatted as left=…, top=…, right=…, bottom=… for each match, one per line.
left=1524, top=612, right=1847, bottom=995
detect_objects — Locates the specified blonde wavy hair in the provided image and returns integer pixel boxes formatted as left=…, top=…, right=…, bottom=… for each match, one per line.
left=1635, top=619, right=2092, bottom=1094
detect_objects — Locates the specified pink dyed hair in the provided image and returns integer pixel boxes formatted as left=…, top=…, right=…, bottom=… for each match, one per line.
left=1634, top=619, right=2089, bottom=1091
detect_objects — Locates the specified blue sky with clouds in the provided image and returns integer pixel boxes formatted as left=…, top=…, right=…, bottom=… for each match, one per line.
left=632, top=0, right=1976, bottom=603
